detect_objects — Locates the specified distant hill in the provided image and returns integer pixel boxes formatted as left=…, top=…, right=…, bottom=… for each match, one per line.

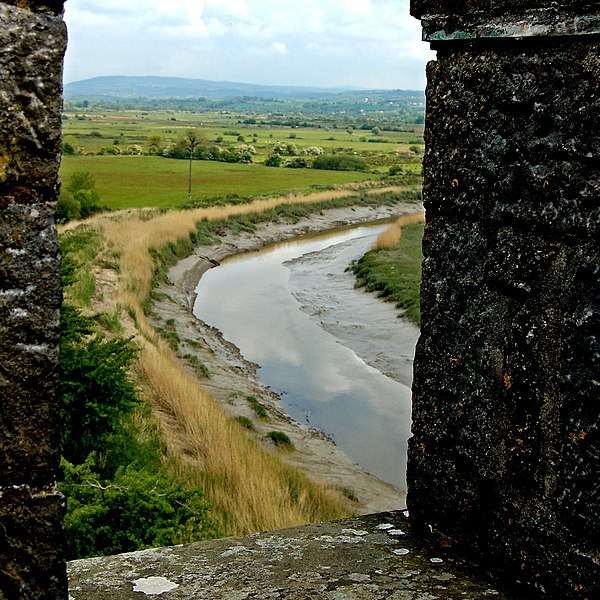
left=64, top=76, right=358, bottom=101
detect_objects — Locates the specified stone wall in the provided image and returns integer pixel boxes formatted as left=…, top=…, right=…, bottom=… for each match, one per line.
left=0, top=1, right=67, bottom=597
left=408, top=1, right=599, bottom=598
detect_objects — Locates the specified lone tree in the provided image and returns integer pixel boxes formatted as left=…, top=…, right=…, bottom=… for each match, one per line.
left=185, top=130, right=200, bottom=202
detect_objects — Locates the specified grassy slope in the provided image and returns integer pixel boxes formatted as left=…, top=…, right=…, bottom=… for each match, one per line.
left=353, top=218, right=425, bottom=326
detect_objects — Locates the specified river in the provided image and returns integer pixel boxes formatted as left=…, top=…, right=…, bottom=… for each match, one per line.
left=193, top=223, right=419, bottom=491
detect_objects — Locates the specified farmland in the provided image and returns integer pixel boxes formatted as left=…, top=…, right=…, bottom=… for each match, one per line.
left=60, top=106, right=424, bottom=210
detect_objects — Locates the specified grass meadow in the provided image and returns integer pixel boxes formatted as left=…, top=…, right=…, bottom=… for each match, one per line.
left=59, top=155, right=376, bottom=209
left=353, top=215, right=425, bottom=326
left=60, top=109, right=424, bottom=209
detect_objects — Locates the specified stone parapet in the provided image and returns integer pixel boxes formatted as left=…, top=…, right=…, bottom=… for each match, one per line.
left=68, top=511, right=513, bottom=599
left=411, top=1, right=600, bottom=41
left=409, top=1, right=599, bottom=598
left=0, top=1, right=67, bottom=597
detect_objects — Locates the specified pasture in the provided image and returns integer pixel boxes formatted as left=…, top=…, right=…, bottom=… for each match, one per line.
left=59, top=155, right=376, bottom=210
left=60, top=109, right=423, bottom=210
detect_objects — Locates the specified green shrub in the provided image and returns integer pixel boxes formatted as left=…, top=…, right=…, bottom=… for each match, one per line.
left=183, top=354, right=210, bottom=378
left=59, top=306, right=139, bottom=465
left=66, top=171, right=102, bottom=217
left=267, top=431, right=294, bottom=448
left=247, top=396, right=268, bottom=418
left=312, top=154, right=368, bottom=172
left=264, top=154, right=282, bottom=167
left=286, top=157, right=308, bottom=169
left=60, top=458, right=217, bottom=559
left=235, top=416, right=255, bottom=430
left=55, top=191, right=81, bottom=222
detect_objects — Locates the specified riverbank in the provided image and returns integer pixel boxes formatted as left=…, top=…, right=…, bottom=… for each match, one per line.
left=149, top=200, right=422, bottom=514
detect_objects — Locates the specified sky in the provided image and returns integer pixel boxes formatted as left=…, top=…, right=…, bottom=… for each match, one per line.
left=63, top=0, right=434, bottom=90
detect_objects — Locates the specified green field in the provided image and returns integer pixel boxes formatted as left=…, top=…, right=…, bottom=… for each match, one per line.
left=59, top=155, right=377, bottom=210
left=62, top=112, right=423, bottom=159
left=60, top=109, right=423, bottom=210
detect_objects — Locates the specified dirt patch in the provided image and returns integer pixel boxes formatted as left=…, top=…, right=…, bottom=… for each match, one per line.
left=149, top=201, right=422, bottom=514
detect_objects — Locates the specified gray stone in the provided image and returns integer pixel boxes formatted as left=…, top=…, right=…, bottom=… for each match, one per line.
left=409, top=2, right=599, bottom=598
left=0, top=1, right=67, bottom=597
left=68, top=512, right=513, bottom=599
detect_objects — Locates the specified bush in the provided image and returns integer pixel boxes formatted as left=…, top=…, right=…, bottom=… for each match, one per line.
left=55, top=191, right=81, bottom=222
left=59, top=306, right=139, bottom=465
left=312, top=154, right=368, bottom=172
left=97, top=146, right=120, bottom=155
left=247, top=396, right=268, bottom=418
left=235, top=416, right=255, bottom=430
left=57, top=302, right=218, bottom=559
left=303, top=146, right=323, bottom=156
left=272, top=141, right=298, bottom=156
left=63, top=141, right=76, bottom=155
left=60, top=458, right=217, bottom=559
left=286, top=157, right=307, bottom=169
left=66, top=171, right=102, bottom=217
left=264, top=154, right=282, bottom=167
left=267, top=431, right=294, bottom=448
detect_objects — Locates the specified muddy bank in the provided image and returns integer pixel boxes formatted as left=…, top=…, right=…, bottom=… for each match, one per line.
left=150, top=201, right=421, bottom=514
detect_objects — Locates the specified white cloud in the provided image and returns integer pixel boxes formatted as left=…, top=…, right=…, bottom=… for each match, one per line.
left=271, top=41, right=288, bottom=55
left=342, top=0, right=373, bottom=16
left=63, top=0, right=434, bottom=88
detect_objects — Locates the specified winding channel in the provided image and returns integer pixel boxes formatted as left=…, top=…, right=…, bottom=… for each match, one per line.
left=193, top=223, right=419, bottom=491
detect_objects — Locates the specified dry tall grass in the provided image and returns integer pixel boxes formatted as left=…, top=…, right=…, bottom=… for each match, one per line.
left=63, top=189, right=380, bottom=536
left=373, top=211, right=425, bottom=250
left=139, top=341, right=349, bottom=534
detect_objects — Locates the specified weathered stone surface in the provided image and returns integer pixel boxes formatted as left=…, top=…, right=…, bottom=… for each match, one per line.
left=0, top=486, right=66, bottom=598
left=0, top=1, right=67, bottom=597
left=410, top=1, right=600, bottom=41
left=0, top=2, right=66, bottom=207
left=0, top=204, right=62, bottom=487
left=68, top=512, right=513, bottom=599
left=1, top=1, right=64, bottom=17
left=409, top=2, right=599, bottom=598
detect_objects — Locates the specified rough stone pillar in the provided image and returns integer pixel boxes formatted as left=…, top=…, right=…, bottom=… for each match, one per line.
left=408, top=1, right=599, bottom=598
left=0, top=1, right=67, bottom=597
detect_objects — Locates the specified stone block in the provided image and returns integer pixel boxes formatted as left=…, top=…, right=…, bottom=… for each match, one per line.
left=409, top=2, right=599, bottom=597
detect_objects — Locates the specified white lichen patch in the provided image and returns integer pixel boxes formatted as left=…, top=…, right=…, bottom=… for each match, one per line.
left=288, top=571, right=324, bottom=582
left=387, top=529, right=406, bottom=536
left=16, top=343, right=48, bottom=353
left=348, top=573, right=371, bottom=582
left=376, top=523, right=394, bottom=530
left=342, top=528, right=368, bottom=536
left=255, top=535, right=304, bottom=560
left=132, top=576, right=178, bottom=595
left=392, top=548, right=410, bottom=556
left=318, top=535, right=364, bottom=545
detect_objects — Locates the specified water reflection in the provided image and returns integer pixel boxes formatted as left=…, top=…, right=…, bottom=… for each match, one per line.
left=193, top=225, right=412, bottom=490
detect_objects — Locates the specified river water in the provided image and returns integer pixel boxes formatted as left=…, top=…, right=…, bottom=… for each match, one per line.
left=193, top=224, right=418, bottom=491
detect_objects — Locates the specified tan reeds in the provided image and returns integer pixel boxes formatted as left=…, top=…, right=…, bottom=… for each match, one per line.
left=373, top=211, right=425, bottom=250
left=138, top=340, right=349, bottom=535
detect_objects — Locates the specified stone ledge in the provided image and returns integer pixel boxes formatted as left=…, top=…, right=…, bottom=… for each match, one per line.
left=409, top=4, right=600, bottom=42
left=68, top=511, right=512, bottom=599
